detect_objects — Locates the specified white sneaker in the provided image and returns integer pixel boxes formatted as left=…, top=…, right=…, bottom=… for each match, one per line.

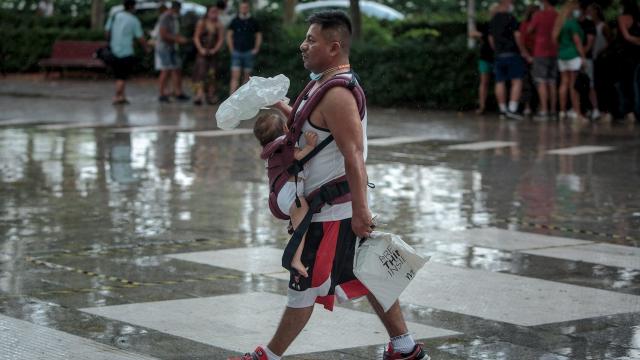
left=591, top=109, right=601, bottom=120
left=559, top=111, right=567, bottom=119
left=567, top=110, right=578, bottom=119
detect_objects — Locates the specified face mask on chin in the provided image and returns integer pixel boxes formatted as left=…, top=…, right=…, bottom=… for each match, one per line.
left=573, top=9, right=582, bottom=18
left=309, top=72, right=323, bottom=81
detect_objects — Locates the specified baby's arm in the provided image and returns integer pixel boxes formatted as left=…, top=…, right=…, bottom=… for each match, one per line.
left=293, top=131, right=318, bottom=160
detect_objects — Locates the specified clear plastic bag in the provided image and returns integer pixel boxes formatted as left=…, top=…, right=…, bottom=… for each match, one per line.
left=215, top=74, right=290, bottom=130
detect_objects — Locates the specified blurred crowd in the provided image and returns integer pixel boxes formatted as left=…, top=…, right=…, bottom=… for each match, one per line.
left=471, top=0, right=640, bottom=123
left=104, top=0, right=261, bottom=106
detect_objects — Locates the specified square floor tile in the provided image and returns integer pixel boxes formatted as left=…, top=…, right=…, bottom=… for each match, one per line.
left=81, top=292, right=459, bottom=355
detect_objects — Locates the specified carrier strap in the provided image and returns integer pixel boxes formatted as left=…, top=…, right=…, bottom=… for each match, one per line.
left=281, top=180, right=350, bottom=271
left=286, top=134, right=335, bottom=176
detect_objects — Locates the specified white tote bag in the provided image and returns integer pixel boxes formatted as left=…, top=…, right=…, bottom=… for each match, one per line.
left=353, top=231, right=429, bottom=312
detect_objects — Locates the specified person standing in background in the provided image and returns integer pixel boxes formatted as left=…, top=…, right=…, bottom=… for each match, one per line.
left=192, top=6, right=224, bottom=105
left=155, top=1, right=190, bottom=103
left=617, top=0, right=640, bottom=122
left=489, top=0, right=529, bottom=120
left=470, top=3, right=499, bottom=115
left=227, top=0, right=262, bottom=95
left=553, top=0, right=586, bottom=120
left=519, top=5, right=539, bottom=116
left=528, top=0, right=558, bottom=120
left=577, top=1, right=599, bottom=119
left=105, top=0, right=148, bottom=105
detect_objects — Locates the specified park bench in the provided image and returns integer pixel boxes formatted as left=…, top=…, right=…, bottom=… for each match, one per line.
left=39, top=40, right=108, bottom=76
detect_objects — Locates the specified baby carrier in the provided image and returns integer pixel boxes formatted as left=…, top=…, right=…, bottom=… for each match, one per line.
left=259, top=73, right=366, bottom=272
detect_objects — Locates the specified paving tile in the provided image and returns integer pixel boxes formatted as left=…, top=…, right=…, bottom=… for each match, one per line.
left=0, top=313, right=158, bottom=360
left=446, top=141, right=517, bottom=151
left=522, top=243, right=640, bottom=270
left=546, top=146, right=614, bottom=155
left=401, top=262, right=640, bottom=327
left=81, top=292, right=459, bottom=355
left=407, top=228, right=592, bottom=251
left=192, top=129, right=254, bottom=137
left=368, top=136, right=434, bottom=147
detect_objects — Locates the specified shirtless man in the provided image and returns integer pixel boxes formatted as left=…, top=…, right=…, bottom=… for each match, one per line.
left=228, top=10, right=430, bottom=360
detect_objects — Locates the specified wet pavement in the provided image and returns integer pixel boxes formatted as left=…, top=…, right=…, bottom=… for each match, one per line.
left=1, top=75, right=640, bottom=359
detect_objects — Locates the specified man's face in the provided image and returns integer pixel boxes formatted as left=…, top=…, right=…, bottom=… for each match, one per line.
left=300, top=24, right=335, bottom=72
left=239, top=2, right=250, bottom=16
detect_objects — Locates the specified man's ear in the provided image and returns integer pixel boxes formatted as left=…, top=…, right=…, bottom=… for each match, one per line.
left=329, top=41, right=342, bottom=56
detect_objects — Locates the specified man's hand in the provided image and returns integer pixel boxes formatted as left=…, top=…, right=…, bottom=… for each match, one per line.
left=176, top=35, right=188, bottom=45
left=251, top=48, right=259, bottom=55
left=303, top=131, right=318, bottom=147
left=352, top=208, right=373, bottom=238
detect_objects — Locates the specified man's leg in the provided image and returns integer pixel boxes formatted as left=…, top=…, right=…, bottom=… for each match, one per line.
left=495, top=81, right=507, bottom=112
left=230, top=68, right=241, bottom=94
left=549, top=82, right=558, bottom=114
left=509, top=79, right=523, bottom=109
left=267, top=306, right=314, bottom=356
left=172, top=69, right=184, bottom=96
left=242, top=69, right=252, bottom=86
left=537, top=81, right=548, bottom=114
left=367, top=294, right=408, bottom=337
left=159, top=70, right=169, bottom=97
left=115, top=79, right=125, bottom=101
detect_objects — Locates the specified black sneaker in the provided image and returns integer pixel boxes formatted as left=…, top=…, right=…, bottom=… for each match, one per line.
left=174, top=94, right=190, bottom=101
left=158, top=95, right=170, bottom=103
left=505, top=110, right=524, bottom=120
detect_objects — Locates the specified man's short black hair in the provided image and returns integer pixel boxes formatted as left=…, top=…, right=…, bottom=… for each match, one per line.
left=123, top=0, right=135, bottom=10
left=307, top=10, right=352, bottom=35
left=216, top=0, right=226, bottom=10
left=171, top=1, right=181, bottom=10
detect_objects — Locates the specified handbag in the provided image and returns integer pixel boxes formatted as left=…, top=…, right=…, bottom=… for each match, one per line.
left=94, top=12, right=120, bottom=65
left=95, top=46, right=116, bottom=65
left=353, top=231, right=429, bottom=312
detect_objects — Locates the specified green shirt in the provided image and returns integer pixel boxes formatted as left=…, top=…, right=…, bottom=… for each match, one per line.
left=105, top=11, right=143, bottom=58
left=558, top=19, right=584, bottom=60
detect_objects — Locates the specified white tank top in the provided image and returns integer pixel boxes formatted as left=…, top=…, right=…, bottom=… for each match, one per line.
left=296, top=74, right=368, bottom=222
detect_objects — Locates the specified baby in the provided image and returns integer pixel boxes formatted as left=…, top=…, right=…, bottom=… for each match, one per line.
left=253, top=113, right=318, bottom=277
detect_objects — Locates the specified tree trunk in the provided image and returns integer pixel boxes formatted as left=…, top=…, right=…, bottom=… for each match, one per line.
left=467, top=0, right=476, bottom=49
left=283, top=0, right=296, bottom=25
left=349, top=0, right=361, bottom=40
left=91, top=0, right=105, bottom=31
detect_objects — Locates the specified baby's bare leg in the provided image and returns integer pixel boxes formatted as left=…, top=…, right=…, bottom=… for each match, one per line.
left=289, top=196, right=309, bottom=278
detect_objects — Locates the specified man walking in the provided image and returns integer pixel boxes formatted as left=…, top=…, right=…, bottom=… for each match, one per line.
left=155, top=1, right=189, bottom=102
left=105, top=0, right=148, bottom=105
left=228, top=10, right=429, bottom=360
left=489, top=0, right=530, bottom=119
left=227, top=0, right=262, bottom=94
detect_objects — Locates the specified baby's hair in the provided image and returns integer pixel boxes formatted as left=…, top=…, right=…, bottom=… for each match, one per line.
left=254, top=114, right=286, bottom=146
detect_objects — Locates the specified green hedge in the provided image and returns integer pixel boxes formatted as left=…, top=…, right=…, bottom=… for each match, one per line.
left=0, top=11, right=477, bottom=110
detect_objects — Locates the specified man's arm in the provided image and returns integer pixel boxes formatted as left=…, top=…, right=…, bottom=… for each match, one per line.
left=515, top=30, right=532, bottom=63
left=488, top=35, right=496, bottom=51
left=226, top=29, right=234, bottom=52
left=252, top=32, right=262, bottom=54
left=318, top=87, right=372, bottom=238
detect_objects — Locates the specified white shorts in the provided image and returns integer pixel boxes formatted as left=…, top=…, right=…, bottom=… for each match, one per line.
left=558, top=57, right=582, bottom=72
left=277, top=180, right=305, bottom=216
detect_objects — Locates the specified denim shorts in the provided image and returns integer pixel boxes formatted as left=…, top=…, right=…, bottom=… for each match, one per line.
left=231, top=50, right=254, bottom=71
left=155, top=48, right=182, bottom=71
left=494, top=54, right=525, bottom=82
